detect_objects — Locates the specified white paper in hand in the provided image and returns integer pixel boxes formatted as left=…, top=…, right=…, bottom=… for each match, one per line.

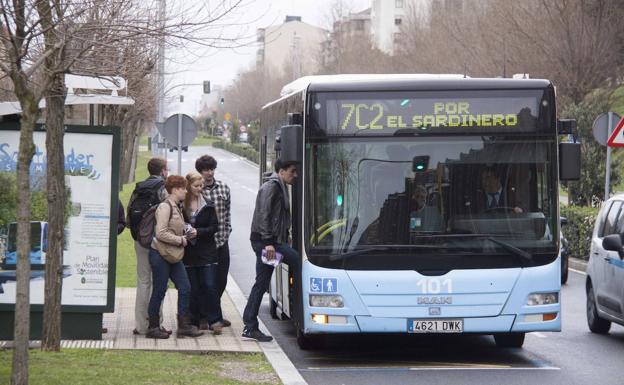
left=261, top=249, right=283, bottom=267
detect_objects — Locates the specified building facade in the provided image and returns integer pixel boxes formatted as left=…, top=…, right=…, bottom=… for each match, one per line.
left=256, top=16, right=327, bottom=80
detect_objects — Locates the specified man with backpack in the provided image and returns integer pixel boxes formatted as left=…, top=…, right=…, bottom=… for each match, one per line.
left=127, top=156, right=169, bottom=335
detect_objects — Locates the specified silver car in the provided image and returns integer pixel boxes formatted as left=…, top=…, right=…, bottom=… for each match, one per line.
left=586, top=194, right=624, bottom=333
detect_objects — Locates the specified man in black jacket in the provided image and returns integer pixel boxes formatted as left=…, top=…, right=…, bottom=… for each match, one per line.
left=127, top=157, right=169, bottom=335
left=242, top=159, right=300, bottom=342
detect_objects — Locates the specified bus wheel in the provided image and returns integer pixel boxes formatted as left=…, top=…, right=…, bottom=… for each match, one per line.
left=493, top=332, right=525, bottom=348
left=296, top=329, right=320, bottom=350
left=270, top=297, right=279, bottom=319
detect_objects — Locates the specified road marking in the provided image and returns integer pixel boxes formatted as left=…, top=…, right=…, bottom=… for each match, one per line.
left=226, top=275, right=308, bottom=385
left=532, top=332, right=547, bottom=338
left=241, top=186, right=256, bottom=194
left=570, top=268, right=586, bottom=276
left=301, top=365, right=560, bottom=372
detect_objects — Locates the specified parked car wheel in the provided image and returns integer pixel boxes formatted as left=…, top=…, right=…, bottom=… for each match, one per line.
left=586, top=284, right=611, bottom=334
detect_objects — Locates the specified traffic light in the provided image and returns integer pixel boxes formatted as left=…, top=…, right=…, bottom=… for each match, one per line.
left=203, top=80, right=211, bottom=94
left=412, top=155, right=429, bottom=172
left=220, top=97, right=224, bottom=105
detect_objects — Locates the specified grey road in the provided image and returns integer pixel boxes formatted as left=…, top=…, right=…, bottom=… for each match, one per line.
left=172, top=146, right=624, bottom=385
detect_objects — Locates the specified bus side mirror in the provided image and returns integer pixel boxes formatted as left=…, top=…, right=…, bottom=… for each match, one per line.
left=559, top=142, right=580, bottom=181
left=557, top=119, right=577, bottom=135
left=279, top=124, right=303, bottom=163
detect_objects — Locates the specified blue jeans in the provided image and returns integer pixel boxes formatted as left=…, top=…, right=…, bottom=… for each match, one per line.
left=242, top=241, right=300, bottom=330
left=148, top=248, right=191, bottom=317
left=185, top=265, right=223, bottom=325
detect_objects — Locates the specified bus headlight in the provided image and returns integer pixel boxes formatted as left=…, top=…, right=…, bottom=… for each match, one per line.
left=527, top=292, right=559, bottom=306
left=309, top=295, right=344, bottom=308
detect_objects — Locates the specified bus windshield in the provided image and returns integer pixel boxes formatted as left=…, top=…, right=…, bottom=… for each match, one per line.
left=7, top=222, right=43, bottom=253
left=305, top=136, right=558, bottom=270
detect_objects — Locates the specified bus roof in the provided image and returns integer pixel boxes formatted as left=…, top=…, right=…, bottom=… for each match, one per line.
left=278, top=74, right=552, bottom=97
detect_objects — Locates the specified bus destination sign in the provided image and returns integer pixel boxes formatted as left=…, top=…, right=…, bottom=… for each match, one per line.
left=328, top=96, right=540, bottom=134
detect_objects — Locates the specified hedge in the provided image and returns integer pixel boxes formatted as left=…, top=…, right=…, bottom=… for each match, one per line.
left=212, top=140, right=259, bottom=164
left=560, top=205, right=600, bottom=261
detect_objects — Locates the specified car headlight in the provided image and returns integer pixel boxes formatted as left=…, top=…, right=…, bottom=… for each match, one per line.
left=309, top=295, right=344, bottom=308
left=527, top=292, right=559, bottom=306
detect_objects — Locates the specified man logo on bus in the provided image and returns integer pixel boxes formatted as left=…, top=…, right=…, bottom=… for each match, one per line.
left=418, top=296, right=452, bottom=305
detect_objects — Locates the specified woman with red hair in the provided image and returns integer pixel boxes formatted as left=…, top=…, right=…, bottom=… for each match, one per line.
left=146, top=175, right=203, bottom=339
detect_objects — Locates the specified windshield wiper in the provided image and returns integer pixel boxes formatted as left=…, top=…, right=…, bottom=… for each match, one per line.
left=328, top=245, right=440, bottom=262
left=411, top=233, right=533, bottom=263
left=484, top=237, right=533, bottom=263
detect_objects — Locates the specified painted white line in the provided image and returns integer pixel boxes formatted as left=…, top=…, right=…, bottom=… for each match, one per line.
left=241, top=186, right=257, bottom=194
left=226, top=274, right=308, bottom=385
left=408, top=367, right=560, bottom=371
left=301, top=366, right=559, bottom=372
left=570, top=268, right=586, bottom=276
left=532, top=332, right=547, bottom=338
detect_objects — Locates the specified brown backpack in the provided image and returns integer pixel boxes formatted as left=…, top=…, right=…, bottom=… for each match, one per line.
left=137, top=201, right=172, bottom=248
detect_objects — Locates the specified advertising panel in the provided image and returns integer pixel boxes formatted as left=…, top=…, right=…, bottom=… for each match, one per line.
left=0, top=125, right=118, bottom=310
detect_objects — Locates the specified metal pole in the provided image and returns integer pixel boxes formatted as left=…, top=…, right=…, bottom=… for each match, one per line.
left=605, top=112, right=613, bottom=201
left=157, top=0, right=166, bottom=157
left=177, top=114, right=182, bottom=175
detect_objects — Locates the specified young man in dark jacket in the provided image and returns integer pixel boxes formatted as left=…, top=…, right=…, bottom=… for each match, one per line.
left=195, top=155, right=233, bottom=328
left=127, top=157, right=169, bottom=335
left=242, top=159, right=300, bottom=342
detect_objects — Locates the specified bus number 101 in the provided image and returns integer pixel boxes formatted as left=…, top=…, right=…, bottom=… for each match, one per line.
left=416, top=279, right=453, bottom=294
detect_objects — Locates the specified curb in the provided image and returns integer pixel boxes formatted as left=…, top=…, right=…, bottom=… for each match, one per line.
left=569, top=257, right=588, bottom=273
left=226, top=274, right=308, bottom=385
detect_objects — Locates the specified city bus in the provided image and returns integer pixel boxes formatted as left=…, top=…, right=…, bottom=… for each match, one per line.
left=2, top=221, right=48, bottom=270
left=259, top=74, right=580, bottom=349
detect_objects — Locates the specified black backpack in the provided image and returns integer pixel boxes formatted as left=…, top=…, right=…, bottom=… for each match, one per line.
left=127, top=178, right=165, bottom=240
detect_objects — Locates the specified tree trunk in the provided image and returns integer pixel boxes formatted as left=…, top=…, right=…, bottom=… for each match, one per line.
left=120, top=118, right=139, bottom=184
left=128, top=131, right=140, bottom=183
left=11, top=88, right=39, bottom=385
left=42, top=74, right=66, bottom=351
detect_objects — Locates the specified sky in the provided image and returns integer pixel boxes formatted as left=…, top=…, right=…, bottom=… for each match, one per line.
left=165, top=0, right=369, bottom=116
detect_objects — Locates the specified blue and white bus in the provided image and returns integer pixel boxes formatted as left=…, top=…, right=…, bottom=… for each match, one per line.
left=259, top=75, right=580, bottom=349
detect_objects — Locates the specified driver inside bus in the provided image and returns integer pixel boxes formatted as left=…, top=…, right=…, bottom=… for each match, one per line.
left=479, top=168, right=523, bottom=213
left=409, top=185, right=443, bottom=232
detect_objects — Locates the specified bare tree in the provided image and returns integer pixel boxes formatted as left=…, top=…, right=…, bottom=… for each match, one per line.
left=396, top=0, right=624, bottom=104
left=1, top=1, right=258, bottom=380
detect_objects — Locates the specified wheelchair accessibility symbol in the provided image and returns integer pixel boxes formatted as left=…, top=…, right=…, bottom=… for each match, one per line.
left=310, top=278, right=322, bottom=293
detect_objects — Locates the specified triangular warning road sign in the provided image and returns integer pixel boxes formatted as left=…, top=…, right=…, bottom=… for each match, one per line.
left=607, top=117, right=624, bottom=147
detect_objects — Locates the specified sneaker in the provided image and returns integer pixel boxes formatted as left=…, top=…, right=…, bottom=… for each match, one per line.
left=242, top=327, right=273, bottom=342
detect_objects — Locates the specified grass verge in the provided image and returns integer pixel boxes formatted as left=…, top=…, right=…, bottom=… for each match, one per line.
left=192, top=132, right=221, bottom=146
left=0, top=350, right=280, bottom=385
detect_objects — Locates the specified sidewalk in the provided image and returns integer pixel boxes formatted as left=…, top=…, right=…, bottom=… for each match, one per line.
left=0, top=283, right=260, bottom=353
